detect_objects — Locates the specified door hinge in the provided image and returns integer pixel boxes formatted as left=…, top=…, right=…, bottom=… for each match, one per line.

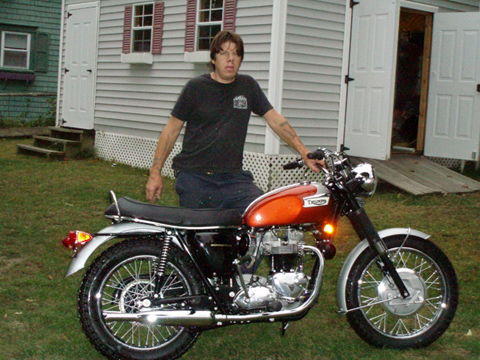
left=67, top=12, right=73, bottom=18
left=472, top=152, right=477, bottom=160
left=350, top=0, right=359, bottom=8
left=345, top=75, right=355, bottom=84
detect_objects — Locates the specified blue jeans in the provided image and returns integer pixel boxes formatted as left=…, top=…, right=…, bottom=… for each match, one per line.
left=175, top=171, right=263, bottom=213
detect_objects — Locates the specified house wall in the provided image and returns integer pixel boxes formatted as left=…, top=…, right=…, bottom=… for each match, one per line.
left=87, top=0, right=276, bottom=152
left=281, top=0, right=345, bottom=155
left=79, top=0, right=477, bottom=152
left=64, top=0, right=348, bottom=154
left=0, top=0, right=61, bottom=121
left=57, top=0, right=479, bottom=189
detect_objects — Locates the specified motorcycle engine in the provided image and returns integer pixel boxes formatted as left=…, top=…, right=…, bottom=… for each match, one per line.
left=234, top=228, right=309, bottom=312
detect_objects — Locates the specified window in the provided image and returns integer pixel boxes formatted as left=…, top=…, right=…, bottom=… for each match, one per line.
left=132, top=4, right=154, bottom=52
left=0, top=26, right=48, bottom=81
left=185, top=0, right=236, bottom=54
left=197, top=0, right=223, bottom=50
left=1, top=31, right=31, bottom=69
left=122, top=2, right=164, bottom=61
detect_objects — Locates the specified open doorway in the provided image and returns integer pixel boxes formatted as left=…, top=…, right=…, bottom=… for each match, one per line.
left=391, top=8, right=433, bottom=154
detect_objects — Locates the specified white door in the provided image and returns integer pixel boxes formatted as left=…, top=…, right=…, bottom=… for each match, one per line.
left=425, top=12, right=480, bottom=161
left=62, top=3, right=98, bottom=129
left=343, top=0, right=400, bottom=160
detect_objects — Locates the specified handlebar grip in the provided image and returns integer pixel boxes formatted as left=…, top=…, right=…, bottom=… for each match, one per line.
left=307, top=149, right=325, bottom=160
left=283, top=161, right=302, bottom=170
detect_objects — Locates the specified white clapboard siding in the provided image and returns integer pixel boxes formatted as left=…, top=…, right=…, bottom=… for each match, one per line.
left=280, top=0, right=345, bottom=154
left=58, top=0, right=479, bottom=157
left=90, top=0, right=275, bottom=152
left=235, top=0, right=275, bottom=153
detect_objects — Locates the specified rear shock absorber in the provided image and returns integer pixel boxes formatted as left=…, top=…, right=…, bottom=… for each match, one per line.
left=153, top=236, right=172, bottom=296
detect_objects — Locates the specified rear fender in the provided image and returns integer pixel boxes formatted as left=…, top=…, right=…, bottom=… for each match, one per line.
left=65, top=222, right=178, bottom=277
left=336, top=228, right=430, bottom=315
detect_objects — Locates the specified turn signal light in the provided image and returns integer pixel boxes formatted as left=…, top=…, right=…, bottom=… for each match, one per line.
left=62, top=231, right=93, bottom=250
left=323, top=224, right=335, bottom=235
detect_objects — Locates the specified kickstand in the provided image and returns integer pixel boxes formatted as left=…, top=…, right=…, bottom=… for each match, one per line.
left=280, top=321, right=290, bottom=337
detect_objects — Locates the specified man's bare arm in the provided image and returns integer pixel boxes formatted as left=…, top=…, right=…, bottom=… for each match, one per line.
left=146, top=116, right=184, bottom=203
left=263, top=109, right=324, bottom=172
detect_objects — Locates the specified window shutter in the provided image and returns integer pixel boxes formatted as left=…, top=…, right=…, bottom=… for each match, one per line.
left=152, top=2, right=165, bottom=54
left=184, top=0, right=197, bottom=52
left=184, top=0, right=237, bottom=52
left=122, top=5, right=133, bottom=54
left=223, top=0, right=237, bottom=31
left=35, top=32, right=49, bottom=73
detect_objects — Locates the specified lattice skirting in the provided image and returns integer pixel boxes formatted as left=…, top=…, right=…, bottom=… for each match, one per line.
left=94, top=132, right=462, bottom=191
left=94, top=132, right=325, bottom=191
left=426, top=157, right=461, bottom=169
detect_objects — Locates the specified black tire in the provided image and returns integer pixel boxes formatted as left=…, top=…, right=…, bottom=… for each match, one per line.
left=345, top=235, right=458, bottom=349
left=78, top=238, right=202, bottom=360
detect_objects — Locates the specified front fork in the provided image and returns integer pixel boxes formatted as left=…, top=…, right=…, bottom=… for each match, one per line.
left=347, top=207, right=410, bottom=299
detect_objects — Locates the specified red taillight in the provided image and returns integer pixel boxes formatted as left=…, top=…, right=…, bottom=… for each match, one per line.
left=62, top=231, right=93, bottom=250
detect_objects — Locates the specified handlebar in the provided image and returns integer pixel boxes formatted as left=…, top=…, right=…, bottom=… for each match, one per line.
left=281, top=148, right=377, bottom=196
left=283, top=160, right=304, bottom=170
left=282, top=149, right=326, bottom=170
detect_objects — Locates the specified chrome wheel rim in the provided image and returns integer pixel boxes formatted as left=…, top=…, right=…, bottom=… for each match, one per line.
left=358, top=248, right=447, bottom=338
left=97, top=255, right=191, bottom=349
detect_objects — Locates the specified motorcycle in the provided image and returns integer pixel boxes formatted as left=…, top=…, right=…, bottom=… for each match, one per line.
left=62, top=149, right=458, bottom=360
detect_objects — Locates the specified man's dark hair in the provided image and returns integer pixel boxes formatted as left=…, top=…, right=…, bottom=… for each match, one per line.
left=209, top=30, right=244, bottom=70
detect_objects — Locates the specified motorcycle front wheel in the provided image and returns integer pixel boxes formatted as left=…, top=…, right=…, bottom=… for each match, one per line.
left=345, top=235, right=458, bottom=349
left=78, top=238, right=203, bottom=360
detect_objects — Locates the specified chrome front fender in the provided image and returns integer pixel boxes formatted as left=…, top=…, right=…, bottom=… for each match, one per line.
left=336, top=228, right=430, bottom=315
left=65, top=222, right=176, bottom=277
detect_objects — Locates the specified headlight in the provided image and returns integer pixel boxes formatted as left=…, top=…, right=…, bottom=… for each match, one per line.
left=352, top=163, right=377, bottom=196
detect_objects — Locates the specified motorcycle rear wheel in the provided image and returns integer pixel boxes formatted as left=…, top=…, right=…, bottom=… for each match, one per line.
left=78, top=238, right=202, bottom=360
left=345, top=235, right=458, bottom=349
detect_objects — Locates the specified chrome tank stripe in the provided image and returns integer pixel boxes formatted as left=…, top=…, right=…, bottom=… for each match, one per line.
left=243, top=182, right=326, bottom=214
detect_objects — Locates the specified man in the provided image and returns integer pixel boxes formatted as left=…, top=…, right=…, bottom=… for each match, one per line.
left=146, top=31, right=322, bottom=212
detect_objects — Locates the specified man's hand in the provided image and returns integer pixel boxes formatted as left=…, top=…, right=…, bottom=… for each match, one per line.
left=146, top=171, right=163, bottom=204
left=145, top=116, right=184, bottom=204
left=304, top=156, right=326, bottom=173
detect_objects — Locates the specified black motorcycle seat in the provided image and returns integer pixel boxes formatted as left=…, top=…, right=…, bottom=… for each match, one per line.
left=105, top=197, right=243, bottom=228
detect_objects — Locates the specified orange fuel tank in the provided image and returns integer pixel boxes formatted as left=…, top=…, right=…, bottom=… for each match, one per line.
left=244, top=182, right=334, bottom=228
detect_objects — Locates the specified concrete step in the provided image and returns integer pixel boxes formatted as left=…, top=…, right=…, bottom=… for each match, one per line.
left=33, top=135, right=82, bottom=157
left=17, top=144, right=65, bottom=159
left=16, top=126, right=94, bottom=160
left=48, top=126, right=94, bottom=143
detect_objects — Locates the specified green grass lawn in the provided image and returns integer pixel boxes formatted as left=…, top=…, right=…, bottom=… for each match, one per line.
left=0, top=138, right=479, bottom=360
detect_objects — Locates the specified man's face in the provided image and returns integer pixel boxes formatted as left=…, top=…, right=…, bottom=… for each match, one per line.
left=211, top=41, right=242, bottom=84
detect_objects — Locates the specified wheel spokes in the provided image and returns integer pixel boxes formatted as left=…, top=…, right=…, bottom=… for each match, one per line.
left=99, top=256, right=190, bottom=348
left=359, top=248, right=446, bottom=338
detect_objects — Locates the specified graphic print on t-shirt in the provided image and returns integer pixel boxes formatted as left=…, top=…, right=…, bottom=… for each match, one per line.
left=233, top=95, right=248, bottom=110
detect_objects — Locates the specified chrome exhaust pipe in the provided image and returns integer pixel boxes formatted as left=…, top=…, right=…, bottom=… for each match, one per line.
left=104, top=310, right=216, bottom=326
left=104, top=245, right=324, bottom=327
